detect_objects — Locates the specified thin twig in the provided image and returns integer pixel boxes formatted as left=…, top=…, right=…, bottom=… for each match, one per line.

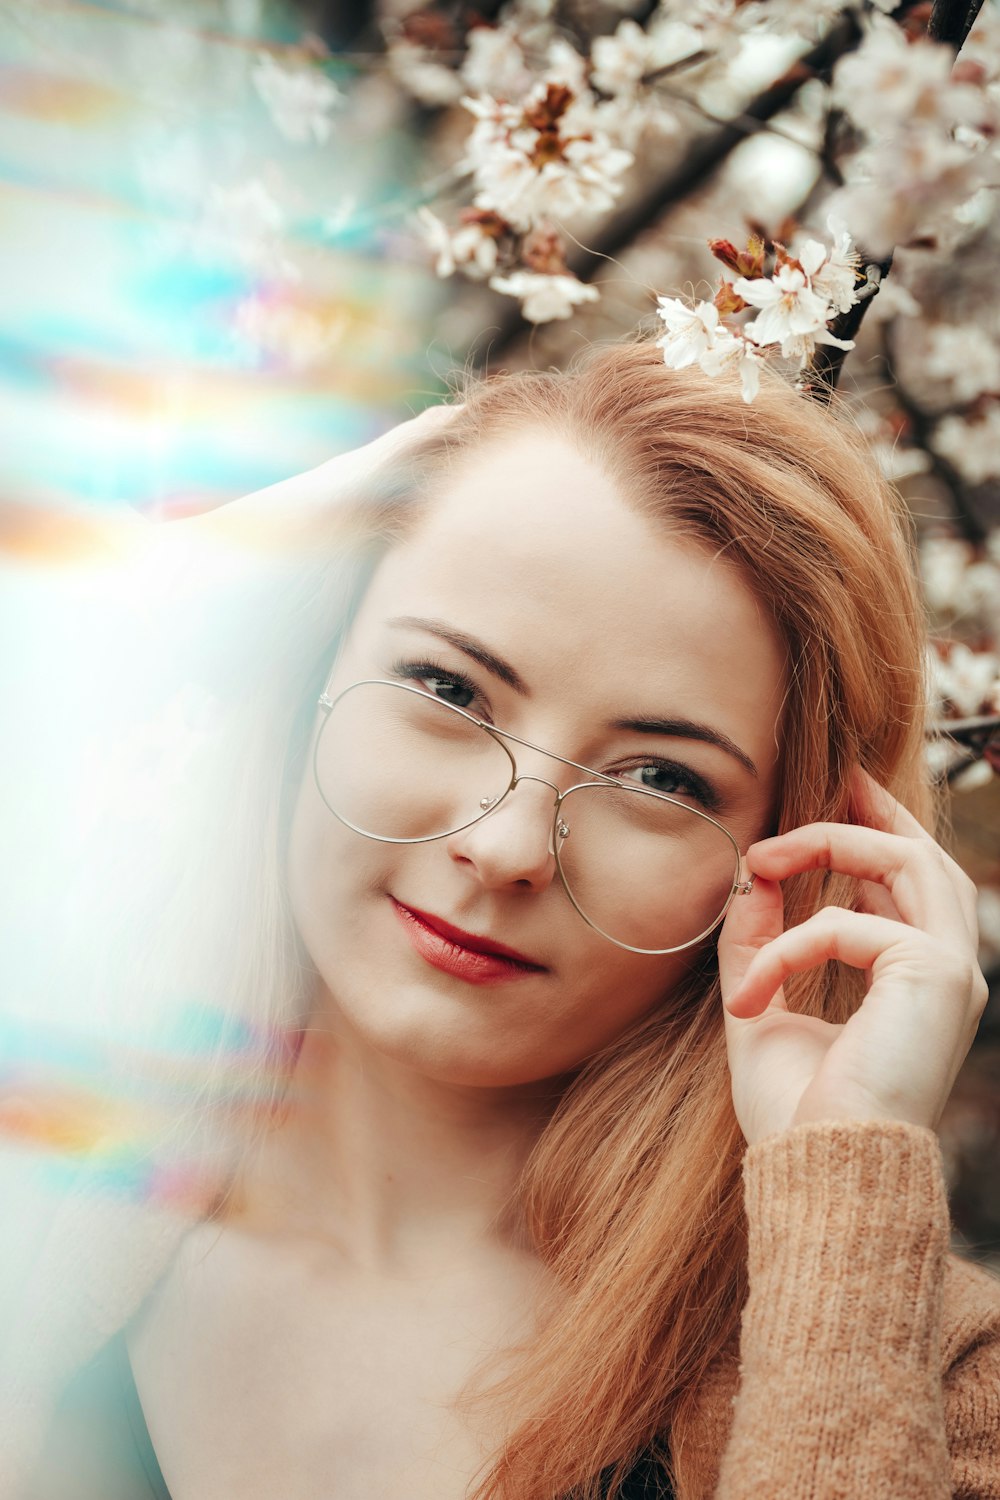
left=641, top=50, right=713, bottom=85
left=472, top=10, right=864, bottom=365
left=648, top=79, right=827, bottom=151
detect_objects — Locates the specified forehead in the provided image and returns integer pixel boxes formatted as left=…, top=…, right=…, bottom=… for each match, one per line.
left=351, top=430, right=786, bottom=739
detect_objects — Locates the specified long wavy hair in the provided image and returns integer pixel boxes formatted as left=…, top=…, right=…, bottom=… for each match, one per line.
left=78, top=338, right=932, bottom=1499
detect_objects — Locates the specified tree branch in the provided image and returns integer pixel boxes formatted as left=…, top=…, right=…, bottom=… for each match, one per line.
left=802, top=257, right=893, bottom=401
left=880, top=324, right=993, bottom=545
left=927, top=0, right=987, bottom=48
left=471, top=9, right=865, bottom=365
left=794, top=0, right=986, bottom=399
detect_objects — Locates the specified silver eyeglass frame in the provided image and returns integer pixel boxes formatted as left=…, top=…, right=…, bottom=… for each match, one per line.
left=314, top=678, right=755, bottom=956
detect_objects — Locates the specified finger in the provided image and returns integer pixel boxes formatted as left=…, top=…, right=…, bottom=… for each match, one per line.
left=853, top=876, right=905, bottom=924
left=191, top=404, right=464, bottom=556
left=848, top=764, right=934, bottom=840
left=367, top=401, right=464, bottom=465
left=848, top=767, right=979, bottom=942
left=746, top=822, right=970, bottom=943
left=724, top=907, right=917, bottom=1019
left=717, top=876, right=788, bottom=1012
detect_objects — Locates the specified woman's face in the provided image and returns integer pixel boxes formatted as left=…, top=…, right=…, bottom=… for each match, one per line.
left=286, top=430, right=787, bottom=1088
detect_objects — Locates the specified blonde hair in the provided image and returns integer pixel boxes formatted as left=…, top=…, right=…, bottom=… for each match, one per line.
left=84, top=338, right=933, bottom=1498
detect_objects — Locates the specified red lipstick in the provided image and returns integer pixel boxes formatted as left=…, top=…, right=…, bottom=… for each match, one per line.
left=391, top=899, right=547, bottom=984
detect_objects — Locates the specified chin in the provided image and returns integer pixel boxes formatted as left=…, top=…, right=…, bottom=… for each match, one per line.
left=325, top=977, right=561, bottom=1087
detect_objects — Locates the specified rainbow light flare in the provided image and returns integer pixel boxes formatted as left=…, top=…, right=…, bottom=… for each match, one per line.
left=0, top=2, right=446, bottom=1228
left=0, top=0, right=447, bottom=525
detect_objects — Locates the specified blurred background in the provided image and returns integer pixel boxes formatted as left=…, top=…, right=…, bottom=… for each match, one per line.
left=1, top=0, right=998, bottom=1263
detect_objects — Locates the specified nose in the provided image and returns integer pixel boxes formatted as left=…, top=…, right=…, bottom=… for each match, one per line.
left=445, top=775, right=561, bottom=893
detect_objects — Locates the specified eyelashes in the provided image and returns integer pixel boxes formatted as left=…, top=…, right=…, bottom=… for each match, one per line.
left=389, top=657, right=484, bottom=712
left=387, top=656, right=723, bottom=812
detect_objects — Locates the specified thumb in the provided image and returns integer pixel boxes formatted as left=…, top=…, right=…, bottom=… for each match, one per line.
left=717, top=875, right=786, bottom=1018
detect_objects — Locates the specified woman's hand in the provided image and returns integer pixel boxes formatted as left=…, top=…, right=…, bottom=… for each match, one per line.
left=716, top=766, right=988, bottom=1147
left=173, top=402, right=460, bottom=558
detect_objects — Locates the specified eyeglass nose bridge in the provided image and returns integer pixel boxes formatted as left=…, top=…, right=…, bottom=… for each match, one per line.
left=477, top=773, right=568, bottom=857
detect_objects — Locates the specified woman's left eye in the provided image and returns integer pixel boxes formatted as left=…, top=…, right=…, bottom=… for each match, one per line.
left=620, top=761, right=718, bottom=810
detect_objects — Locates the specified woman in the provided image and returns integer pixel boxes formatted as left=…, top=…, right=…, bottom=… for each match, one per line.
left=5, top=338, right=999, bottom=1499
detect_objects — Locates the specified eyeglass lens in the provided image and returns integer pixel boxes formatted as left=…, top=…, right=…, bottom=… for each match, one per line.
left=315, top=680, right=739, bottom=953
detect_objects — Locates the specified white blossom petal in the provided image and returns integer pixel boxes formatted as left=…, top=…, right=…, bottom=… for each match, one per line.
left=489, top=270, right=600, bottom=322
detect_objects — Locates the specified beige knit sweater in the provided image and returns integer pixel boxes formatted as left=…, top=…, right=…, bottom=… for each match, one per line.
left=3, top=1120, right=999, bottom=1498
left=673, top=1121, right=1000, bottom=1499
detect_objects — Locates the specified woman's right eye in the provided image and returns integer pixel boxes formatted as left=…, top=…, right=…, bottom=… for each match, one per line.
left=390, top=659, right=483, bottom=712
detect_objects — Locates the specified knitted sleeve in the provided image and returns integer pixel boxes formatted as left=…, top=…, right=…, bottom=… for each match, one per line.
left=714, top=1120, right=1000, bottom=1499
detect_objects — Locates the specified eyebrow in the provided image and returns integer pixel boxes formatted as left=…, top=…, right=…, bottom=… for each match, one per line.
left=387, top=615, right=759, bottom=777
left=610, top=714, right=758, bottom=778
left=388, top=615, right=529, bottom=693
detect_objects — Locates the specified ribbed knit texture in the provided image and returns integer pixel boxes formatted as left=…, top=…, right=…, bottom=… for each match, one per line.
left=3, top=1122, right=999, bottom=1499
left=676, top=1120, right=1000, bottom=1499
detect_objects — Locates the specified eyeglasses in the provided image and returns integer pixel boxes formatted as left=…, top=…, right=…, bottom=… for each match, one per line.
left=313, top=679, right=754, bottom=955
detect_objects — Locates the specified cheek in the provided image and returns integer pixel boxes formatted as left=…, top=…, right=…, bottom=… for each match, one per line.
left=285, top=770, right=387, bottom=964
left=545, top=943, right=705, bottom=1063
left=282, top=761, right=712, bottom=1082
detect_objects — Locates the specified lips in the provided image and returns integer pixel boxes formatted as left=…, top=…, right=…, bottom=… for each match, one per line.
left=391, top=899, right=547, bottom=972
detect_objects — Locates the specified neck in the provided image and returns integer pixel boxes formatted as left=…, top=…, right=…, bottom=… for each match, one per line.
left=221, top=1001, right=565, bottom=1275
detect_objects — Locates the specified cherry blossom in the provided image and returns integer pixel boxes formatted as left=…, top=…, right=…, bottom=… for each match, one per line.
left=829, top=128, right=984, bottom=258
left=929, top=641, right=1000, bottom=718
left=191, top=179, right=297, bottom=279
left=735, top=263, right=848, bottom=354
left=921, top=535, right=1000, bottom=623
left=489, top=270, right=599, bottom=322
left=250, top=53, right=343, bottom=145
left=387, top=39, right=464, bottom=106
left=962, top=3, right=1000, bottom=89
left=416, top=209, right=502, bottom=279
left=590, top=19, right=658, bottom=97
left=924, top=324, right=1000, bottom=405
left=544, top=38, right=592, bottom=97
left=586, top=18, right=686, bottom=144
left=826, top=15, right=997, bottom=257
left=751, top=0, right=896, bottom=43
left=655, top=297, right=764, bottom=404
left=699, top=331, right=766, bottom=404
left=796, top=221, right=861, bottom=315
left=852, top=408, right=931, bottom=483
left=462, top=87, right=634, bottom=230
left=778, top=326, right=857, bottom=368
left=923, top=537, right=1000, bottom=630
left=861, top=277, right=923, bottom=324
left=650, top=223, right=863, bottom=399
left=833, top=21, right=967, bottom=138
left=655, top=297, right=722, bottom=368
left=461, top=25, right=534, bottom=100
left=675, top=0, right=762, bottom=55
left=590, top=16, right=704, bottom=99
left=934, top=403, right=1000, bottom=486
